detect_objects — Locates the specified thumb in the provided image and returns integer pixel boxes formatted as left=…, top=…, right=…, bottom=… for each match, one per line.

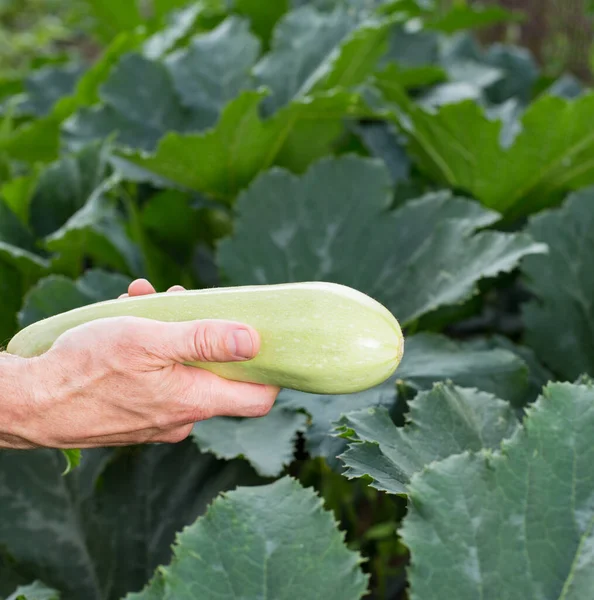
left=146, top=319, right=261, bottom=364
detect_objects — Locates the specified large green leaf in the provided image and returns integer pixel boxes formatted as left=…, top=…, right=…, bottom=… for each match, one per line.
left=0, top=199, right=48, bottom=280
left=253, top=6, right=355, bottom=114
left=277, top=382, right=396, bottom=468
left=233, top=0, right=289, bottom=46
left=379, top=80, right=594, bottom=218
left=29, top=142, right=111, bottom=238
left=218, top=155, right=546, bottom=324
left=16, top=64, right=86, bottom=118
left=0, top=442, right=263, bottom=600
left=401, top=381, right=594, bottom=599
left=116, top=90, right=368, bottom=202
left=64, top=54, right=205, bottom=152
left=337, top=381, right=519, bottom=494
left=164, top=16, right=260, bottom=122
left=275, top=331, right=532, bottom=466
left=521, top=188, right=594, bottom=381
left=125, top=477, right=368, bottom=600
left=84, top=0, right=144, bottom=42
left=6, top=582, right=60, bottom=600
left=191, top=404, right=308, bottom=477
left=397, top=333, right=530, bottom=406
left=1, top=32, right=142, bottom=163
left=0, top=261, right=24, bottom=345
left=44, top=177, right=143, bottom=277
left=18, top=269, right=130, bottom=328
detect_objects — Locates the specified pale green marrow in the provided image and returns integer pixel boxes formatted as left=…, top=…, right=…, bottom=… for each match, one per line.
left=7, top=282, right=404, bottom=394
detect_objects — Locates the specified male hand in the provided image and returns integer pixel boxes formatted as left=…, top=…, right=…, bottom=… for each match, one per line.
left=3, top=279, right=279, bottom=450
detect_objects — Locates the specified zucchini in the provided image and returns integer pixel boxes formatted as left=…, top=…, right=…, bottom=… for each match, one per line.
left=7, top=282, right=404, bottom=394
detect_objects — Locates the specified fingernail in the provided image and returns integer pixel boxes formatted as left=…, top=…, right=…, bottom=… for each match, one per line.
left=228, top=329, right=254, bottom=359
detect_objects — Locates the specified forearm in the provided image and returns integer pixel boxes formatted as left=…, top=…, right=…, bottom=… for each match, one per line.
left=0, top=353, right=37, bottom=449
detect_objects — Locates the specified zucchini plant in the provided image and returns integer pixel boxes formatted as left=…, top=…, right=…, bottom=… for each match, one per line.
left=0, top=1, right=592, bottom=599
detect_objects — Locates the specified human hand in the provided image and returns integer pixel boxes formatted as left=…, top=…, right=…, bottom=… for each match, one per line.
left=3, top=279, right=279, bottom=450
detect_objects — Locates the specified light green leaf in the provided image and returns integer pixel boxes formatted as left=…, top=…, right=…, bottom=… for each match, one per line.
left=127, top=477, right=368, bottom=600
left=218, top=155, right=546, bottom=324
left=18, top=269, right=130, bottom=327
left=522, top=188, right=594, bottom=381
left=397, top=333, right=530, bottom=407
left=234, top=0, right=289, bottom=47
left=117, top=90, right=367, bottom=202
left=337, top=381, right=519, bottom=494
left=165, top=16, right=260, bottom=122
left=84, top=0, right=144, bottom=42
left=401, top=381, right=594, bottom=599
left=0, top=442, right=263, bottom=600
left=6, top=581, right=60, bottom=600
left=379, top=80, right=594, bottom=218
left=191, top=404, right=308, bottom=477
left=1, top=168, right=40, bottom=225
left=425, top=3, right=517, bottom=34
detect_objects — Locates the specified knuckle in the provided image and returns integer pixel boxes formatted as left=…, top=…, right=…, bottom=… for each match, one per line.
left=192, top=323, right=223, bottom=362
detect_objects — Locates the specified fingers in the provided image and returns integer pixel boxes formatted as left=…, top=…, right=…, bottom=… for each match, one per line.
left=119, top=279, right=186, bottom=299
left=140, top=319, right=261, bottom=365
left=172, top=366, right=280, bottom=422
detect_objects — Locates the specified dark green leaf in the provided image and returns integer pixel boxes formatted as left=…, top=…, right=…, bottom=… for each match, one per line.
left=165, top=16, right=260, bottom=122
left=522, top=188, right=594, bottom=380
left=17, top=64, right=86, bottom=117
left=29, top=142, right=110, bottom=238
left=397, top=333, right=529, bottom=406
left=1, top=32, right=143, bottom=163
left=0, top=199, right=48, bottom=279
left=401, top=381, right=594, bottom=599
left=218, top=156, right=546, bottom=324
left=44, top=178, right=143, bottom=277
left=253, top=6, right=355, bottom=114
left=350, top=120, right=410, bottom=185
left=277, top=381, right=396, bottom=468
left=337, top=381, right=518, bottom=494
left=0, top=261, right=24, bottom=345
left=18, top=270, right=131, bottom=327
left=64, top=54, right=205, bottom=152
left=127, top=477, right=368, bottom=600
left=0, top=441, right=263, bottom=600
left=191, top=404, right=308, bottom=477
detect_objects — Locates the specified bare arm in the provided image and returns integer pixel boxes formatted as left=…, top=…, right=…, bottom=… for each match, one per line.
left=0, top=280, right=278, bottom=450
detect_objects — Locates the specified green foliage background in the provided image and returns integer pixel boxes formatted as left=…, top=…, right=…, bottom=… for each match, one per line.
left=1, top=1, right=594, bottom=599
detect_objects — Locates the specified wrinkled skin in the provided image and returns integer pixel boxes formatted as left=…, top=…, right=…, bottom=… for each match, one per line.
left=0, top=279, right=279, bottom=450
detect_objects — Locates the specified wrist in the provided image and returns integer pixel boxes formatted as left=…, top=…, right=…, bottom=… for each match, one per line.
left=0, top=353, right=40, bottom=449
